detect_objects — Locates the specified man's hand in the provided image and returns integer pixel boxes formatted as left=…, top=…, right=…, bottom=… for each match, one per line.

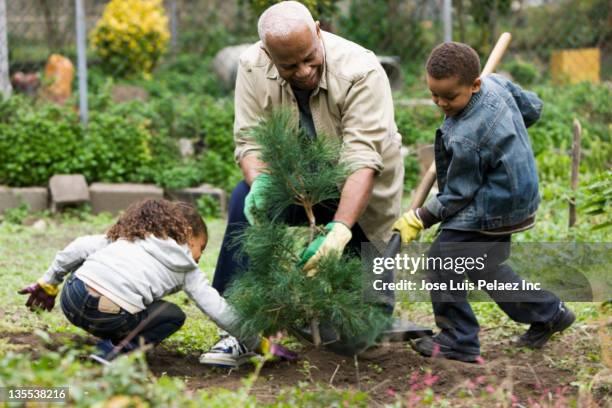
left=244, top=174, right=271, bottom=224
left=392, top=209, right=424, bottom=244
left=301, top=222, right=352, bottom=277
left=18, top=279, right=58, bottom=311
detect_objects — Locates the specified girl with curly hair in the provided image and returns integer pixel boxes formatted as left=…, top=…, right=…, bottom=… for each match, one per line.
left=19, top=199, right=295, bottom=366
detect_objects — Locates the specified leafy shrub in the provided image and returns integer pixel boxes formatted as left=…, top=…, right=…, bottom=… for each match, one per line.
left=582, top=170, right=612, bottom=230
left=199, top=150, right=242, bottom=193
left=513, top=0, right=610, bottom=63
left=177, top=6, right=255, bottom=58
left=403, top=154, right=421, bottom=192
left=196, top=195, right=221, bottom=219
left=90, top=0, right=170, bottom=78
left=529, top=82, right=611, bottom=180
left=152, top=161, right=203, bottom=190
left=395, top=105, right=442, bottom=146
left=0, top=96, right=154, bottom=186
left=505, top=59, right=540, bottom=86
left=338, top=0, right=430, bottom=64
left=0, top=98, right=83, bottom=186
left=82, top=111, right=153, bottom=183
left=247, top=0, right=340, bottom=19
left=144, top=56, right=225, bottom=98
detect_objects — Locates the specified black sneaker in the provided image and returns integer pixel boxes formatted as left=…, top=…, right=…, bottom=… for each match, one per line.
left=516, top=303, right=575, bottom=349
left=411, top=335, right=480, bottom=363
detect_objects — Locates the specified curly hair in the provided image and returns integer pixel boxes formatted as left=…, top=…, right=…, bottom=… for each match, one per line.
left=106, top=199, right=206, bottom=244
left=426, top=42, right=481, bottom=86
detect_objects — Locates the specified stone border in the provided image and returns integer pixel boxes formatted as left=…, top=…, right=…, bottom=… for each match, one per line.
left=1, top=180, right=228, bottom=216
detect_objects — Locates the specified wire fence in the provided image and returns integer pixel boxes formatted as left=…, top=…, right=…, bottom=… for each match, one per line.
left=1, top=0, right=609, bottom=102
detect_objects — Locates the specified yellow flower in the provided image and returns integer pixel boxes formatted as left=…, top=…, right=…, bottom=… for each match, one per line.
left=90, top=0, right=169, bottom=78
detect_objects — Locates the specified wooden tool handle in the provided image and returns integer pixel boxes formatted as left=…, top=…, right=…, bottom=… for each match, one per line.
left=481, top=32, right=512, bottom=77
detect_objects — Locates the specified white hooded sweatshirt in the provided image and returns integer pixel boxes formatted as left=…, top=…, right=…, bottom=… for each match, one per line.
left=41, top=234, right=256, bottom=348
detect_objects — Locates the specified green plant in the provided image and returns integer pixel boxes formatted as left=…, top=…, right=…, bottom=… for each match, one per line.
left=395, top=105, right=442, bottom=146
left=152, top=161, right=203, bottom=190
left=275, top=383, right=370, bottom=407
left=0, top=203, right=29, bottom=225
left=581, top=170, right=612, bottom=230
left=513, top=0, right=611, bottom=64
left=505, top=59, right=540, bottom=86
left=225, top=110, right=390, bottom=348
left=403, top=154, right=420, bottom=192
left=0, top=95, right=157, bottom=187
left=0, top=98, right=83, bottom=186
left=196, top=195, right=221, bottom=219
left=246, top=0, right=340, bottom=20
left=338, top=0, right=430, bottom=63
left=90, top=0, right=170, bottom=78
left=81, top=111, right=153, bottom=183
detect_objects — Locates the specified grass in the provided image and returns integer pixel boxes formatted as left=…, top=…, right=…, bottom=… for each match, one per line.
left=0, top=212, right=226, bottom=352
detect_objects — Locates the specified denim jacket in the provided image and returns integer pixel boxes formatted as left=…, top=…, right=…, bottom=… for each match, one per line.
left=424, top=74, right=542, bottom=231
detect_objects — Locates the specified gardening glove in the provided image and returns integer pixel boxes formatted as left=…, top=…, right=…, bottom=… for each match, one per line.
left=259, top=338, right=299, bottom=361
left=301, top=221, right=352, bottom=277
left=244, top=174, right=272, bottom=225
left=18, top=279, right=59, bottom=311
left=392, top=209, right=424, bottom=244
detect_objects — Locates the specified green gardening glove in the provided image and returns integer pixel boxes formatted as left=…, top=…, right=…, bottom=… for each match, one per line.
left=300, top=221, right=352, bottom=277
left=244, top=174, right=272, bottom=225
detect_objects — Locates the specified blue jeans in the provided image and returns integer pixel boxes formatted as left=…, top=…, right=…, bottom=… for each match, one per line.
left=428, top=229, right=560, bottom=355
left=60, top=276, right=186, bottom=345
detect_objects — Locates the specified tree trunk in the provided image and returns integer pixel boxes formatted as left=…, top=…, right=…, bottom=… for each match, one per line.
left=457, top=0, right=466, bottom=43
left=38, top=0, right=59, bottom=50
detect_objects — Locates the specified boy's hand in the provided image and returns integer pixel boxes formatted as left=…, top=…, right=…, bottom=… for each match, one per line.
left=244, top=174, right=271, bottom=225
left=392, top=209, right=424, bottom=244
left=300, top=222, right=352, bottom=277
left=18, top=280, right=58, bottom=311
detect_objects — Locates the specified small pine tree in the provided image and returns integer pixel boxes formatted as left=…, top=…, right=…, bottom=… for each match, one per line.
left=226, top=110, right=390, bottom=351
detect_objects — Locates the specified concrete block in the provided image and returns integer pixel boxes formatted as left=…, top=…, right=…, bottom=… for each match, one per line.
left=49, top=174, right=90, bottom=210
left=90, top=183, right=164, bottom=214
left=0, top=186, right=48, bottom=213
left=12, top=187, right=48, bottom=212
left=0, top=186, right=20, bottom=213
left=165, top=184, right=227, bottom=213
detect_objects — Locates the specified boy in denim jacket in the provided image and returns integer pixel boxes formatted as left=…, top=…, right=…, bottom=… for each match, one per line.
left=393, top=42, right=574, bottom=362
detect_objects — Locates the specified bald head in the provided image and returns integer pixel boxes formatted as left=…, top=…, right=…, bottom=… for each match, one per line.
left=257, top=1, right=317, bottom=47
left=257, top=1, right=324, bottom=90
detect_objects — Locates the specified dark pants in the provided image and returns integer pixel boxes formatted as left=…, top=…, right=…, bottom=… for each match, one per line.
left=212, top=180, right=374, bottom=295
left=60, top=276, right=186, bottom=345
left=428, top=229, right=560, bottom=355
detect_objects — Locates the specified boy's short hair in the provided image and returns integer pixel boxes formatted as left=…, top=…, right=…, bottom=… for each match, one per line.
left=426, top=42, right=481, bottom=85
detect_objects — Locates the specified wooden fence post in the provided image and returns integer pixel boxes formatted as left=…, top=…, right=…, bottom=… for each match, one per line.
left=569, top=118, right=582, bottom=228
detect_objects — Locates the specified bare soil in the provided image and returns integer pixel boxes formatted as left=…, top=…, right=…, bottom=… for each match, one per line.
left=2, top=326, right=608, bottom=406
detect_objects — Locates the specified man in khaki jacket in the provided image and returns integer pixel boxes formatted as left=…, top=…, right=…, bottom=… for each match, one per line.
left=201, top=1, right=403, bottom=366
